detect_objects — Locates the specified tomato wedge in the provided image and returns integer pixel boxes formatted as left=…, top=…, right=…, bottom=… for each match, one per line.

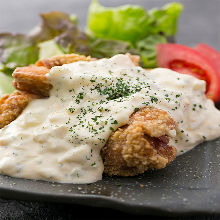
left=156, top=43, right=220, bottom=102
left=195, top=43, right=220, bottom=77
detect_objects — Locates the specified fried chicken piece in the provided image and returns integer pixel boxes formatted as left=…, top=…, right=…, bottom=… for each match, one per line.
left=36, top=53, right=92, bottom=69
left=13, top=65, right=51, bottom=97
left=101, top=107, right=177, bottom=176
left=126, top=53, right=140, bottom=66
left=0, top=91, right=39, bottom=128
left=13, top=54, right=91, bottom=97
left=13, top=53, right=140, bottom=97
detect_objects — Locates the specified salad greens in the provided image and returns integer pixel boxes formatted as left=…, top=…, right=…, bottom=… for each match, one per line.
left=87, top=1, right=151, bottom=44
left=39, top=40, right=64, bottom=59
left=88, top=37, right=138, bottom=59
left=87, top=0, right=182, bottom=43
left=136, top=35, right=167, bottom=67
left=0, top=1, right=183, bottom=96
left=87, top=0, right=183, bottom=67
left=29, top=11, right=89, bottom=55
left=0, top=72, right=14, bottom=96
left=147, top=2, right=183, bottom=36
left=0, top=34, right=38, bottom=74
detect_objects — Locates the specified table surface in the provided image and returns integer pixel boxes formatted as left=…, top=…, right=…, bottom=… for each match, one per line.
left=0, top=0, right=219, bottom=219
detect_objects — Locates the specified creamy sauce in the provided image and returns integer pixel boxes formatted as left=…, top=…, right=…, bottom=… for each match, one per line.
left=0, top=54, right=220, bottom=183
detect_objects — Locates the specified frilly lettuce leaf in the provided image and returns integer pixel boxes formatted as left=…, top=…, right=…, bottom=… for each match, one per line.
left=29, top=11, right=89, bottom=55
left=87, top=0, right=183, bottom=43
left=38, top=40, right=64, bottom=59
left=88, top=36, right=138, bottom=58
left=0, top=33, right=38, bottom=74
left=87, top=0, right=182, bottom=67
left=29, top=11, right=73, bottom=42
left=0, top=72, right=14, bottom=96
left=136, top=35, right=167, bottom=68
left=87, top=0, right=151, bottom=43
left=0, top=11, right=90, bottom=79
left=148, top=3, right=183, bottom=36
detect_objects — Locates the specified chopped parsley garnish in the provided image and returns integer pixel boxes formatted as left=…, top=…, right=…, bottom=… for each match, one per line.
left=68, top=107, right=75, bottom=113
left=115, top=182, right=121, bottom=186
left=95, top=78, right=143, bottom=101
left=150, top=96, right=158, bottom=103
left=75, top=92, right=84, bottom=104
left=134, top=107, right=140, bottom=112
left=111, top=120, right=118, bottom=125
left=91, top=115, right=102, bottom=122
left=91, top=162, right=96, bottom=167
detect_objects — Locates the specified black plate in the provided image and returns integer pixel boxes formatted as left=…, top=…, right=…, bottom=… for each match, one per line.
left=1, top=139, right=220, bottom=216
left=0, top=0, right=220, bottom=216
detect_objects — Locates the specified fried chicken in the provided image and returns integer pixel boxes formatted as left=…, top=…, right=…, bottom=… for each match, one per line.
left=36, top=53, right=92, bottom=69
left=0, top=53, right=177, bottom=177
left=13, top=54, right=92, bottom=97
left=125, top=53, right=140, bottom=66
left=101, top=107, right=176, bottom=176
left=0, top=91, right=39, bottom=128
left=13, top=65, right=51, bottom=97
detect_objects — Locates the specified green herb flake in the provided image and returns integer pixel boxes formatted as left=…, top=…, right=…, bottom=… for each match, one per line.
left=111, top=120, right=118, bottom=125
left=115, top=182, right=121, bottom=186
left=134, top=107, right=140, bottom=112
left=150, top=96, right=158, bottom=103
left=68, top=107, right=75, bottom=113
left=91, top=162, right=96, bottom=167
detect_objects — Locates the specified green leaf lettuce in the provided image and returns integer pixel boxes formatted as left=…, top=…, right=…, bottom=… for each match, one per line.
left=88, top=36, right=138, bottom=58
left=0, top=72, right=14, bottom=96
left=0, top=34, right=38, bottom=74
left=87, top=0, right=151, bottom=43
left=87, top=0, right=183, bottom=67
left=29, top=11, right=89, bottom=55
left=148, top=3, right=183, bottom=36
left=136, top=35, right=167, bottom=68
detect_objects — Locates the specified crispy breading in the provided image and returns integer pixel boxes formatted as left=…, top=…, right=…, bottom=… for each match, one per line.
left=13, top=65, right=51, bottom=97
left=13, top=54, right=92, bottom=97
left=101, top=107, right=177, bottom=176
left=126, top=53, right=140, bottom=66
left=0, top=91, right=38, bottom=128
left=36, top=54, right=92, bottom=69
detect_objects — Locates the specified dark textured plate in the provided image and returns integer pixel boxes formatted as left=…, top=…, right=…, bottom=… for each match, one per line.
left=1, top=139, right=220, bottom=216
left=0, top=0, right=220, bottom=216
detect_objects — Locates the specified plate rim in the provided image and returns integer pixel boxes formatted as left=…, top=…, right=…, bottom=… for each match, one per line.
left=0, top=178, right=220, bottom=216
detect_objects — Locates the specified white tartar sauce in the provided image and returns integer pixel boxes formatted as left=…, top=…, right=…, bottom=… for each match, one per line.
left=0, top=54, right=220, bottom=183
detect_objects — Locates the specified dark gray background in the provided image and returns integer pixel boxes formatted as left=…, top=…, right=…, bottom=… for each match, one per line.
left=0, top=0, right=219, bottom=50
left=0, top=0, right=220, bottom=219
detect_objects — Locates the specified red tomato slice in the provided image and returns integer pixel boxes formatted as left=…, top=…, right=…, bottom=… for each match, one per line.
left=156, top=43, right=220, bottom=102
left=195, top=43, right=220, bottom=77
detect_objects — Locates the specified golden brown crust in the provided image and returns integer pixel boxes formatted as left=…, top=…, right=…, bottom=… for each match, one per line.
left=101, top=107, right=177, bottom=176
left=13, top=65, right=51, bottom=97
left=36, top=54, right=92, bottom=69
left=13, top=54, right=92, bottom=97
left=0, top=91, right=38, bottom=128
left=126, top=53, right=140, bottom=66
